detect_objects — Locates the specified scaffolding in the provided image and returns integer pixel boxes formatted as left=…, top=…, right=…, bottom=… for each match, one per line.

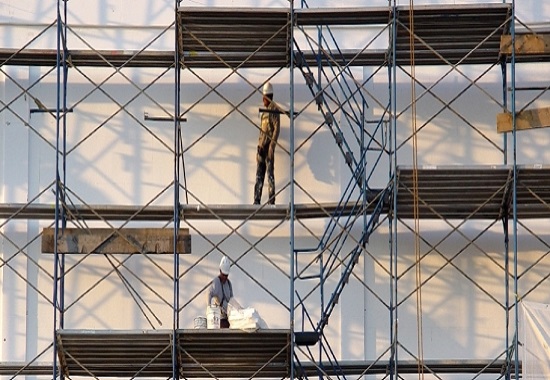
left=1, top=0, right=550, bottom=379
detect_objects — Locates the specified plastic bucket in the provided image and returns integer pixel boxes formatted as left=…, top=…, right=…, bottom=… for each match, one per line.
left=206, top=305, right=221, bottom=329
left=194, top=316, right=207, bottom=329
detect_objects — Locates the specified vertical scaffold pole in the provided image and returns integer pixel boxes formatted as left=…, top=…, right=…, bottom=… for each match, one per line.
left=389, top=2, right=398, bottom=380
left=316, top=16, right=325, bottom=378
left=53, top=1, right=68, bottom=380
left=173, top=1, right=182, bottom=379
left=501, top=60, right=508, bottom=165
left=510, top=2, right=519, bottom=380
left=289, top=1, right=296, bottom=379
left=500, top=45, right=511, bottom=380
left=503, top=215, right=510, bottom=380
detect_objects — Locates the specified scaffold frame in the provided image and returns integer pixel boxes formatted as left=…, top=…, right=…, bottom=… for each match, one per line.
left=3, top=0, right=550, bottom=379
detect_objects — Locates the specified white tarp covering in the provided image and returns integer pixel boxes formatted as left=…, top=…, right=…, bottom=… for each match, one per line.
left=521, top=301, right=550, bottom=380
left=228, top=307, right=268, bottom=330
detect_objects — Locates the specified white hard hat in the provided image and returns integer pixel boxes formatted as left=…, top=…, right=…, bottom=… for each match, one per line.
left=219, top=256, right=231, bottom=275
left=262, top=82, right=273, bottom=96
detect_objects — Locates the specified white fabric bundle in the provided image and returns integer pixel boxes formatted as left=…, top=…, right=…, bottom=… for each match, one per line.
left=228, top=307, right=268, bottom=330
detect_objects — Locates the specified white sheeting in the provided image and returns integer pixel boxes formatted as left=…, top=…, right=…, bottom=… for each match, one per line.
left=521, top=301, right=550, bottom=380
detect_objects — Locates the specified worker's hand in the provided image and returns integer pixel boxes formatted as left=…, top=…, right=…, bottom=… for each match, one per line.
left=210, top=296, right=220, bottom=306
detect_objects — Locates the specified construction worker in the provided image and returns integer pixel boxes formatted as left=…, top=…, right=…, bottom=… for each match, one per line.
left=207, top=256, right=240, bottom=328
left=254, top=82, right=280, bottom=205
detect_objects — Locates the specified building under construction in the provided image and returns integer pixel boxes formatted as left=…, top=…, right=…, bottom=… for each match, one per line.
left=1, top=0, right=550, bottom=379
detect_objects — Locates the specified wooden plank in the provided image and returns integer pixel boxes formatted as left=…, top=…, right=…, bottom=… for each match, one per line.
left=500, top=34, right=550, bottom=55
left=497, top=106, right=550, bottom=133
left=41, top=228, right=191, bottom=254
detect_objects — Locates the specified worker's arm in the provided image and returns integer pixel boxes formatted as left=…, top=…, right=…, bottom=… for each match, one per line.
left=207, top=278, right=221, bottom=306
left=268, top=113, right=280, bottom=159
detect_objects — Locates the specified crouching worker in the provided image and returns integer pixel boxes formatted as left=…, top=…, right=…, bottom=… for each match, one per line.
left=207, top=256, right=241, bottom=328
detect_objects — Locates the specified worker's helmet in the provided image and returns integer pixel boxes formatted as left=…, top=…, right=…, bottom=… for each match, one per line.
left=262, top=82, right=273, bottom=96
left=219, top=256, right=231, bottom=275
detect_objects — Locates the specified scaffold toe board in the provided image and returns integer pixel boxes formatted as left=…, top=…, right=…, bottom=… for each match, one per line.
left=397, top=165, right=550, bottom=219
left=497, top=106, right=550, bottom=133
left=41, top=228, right=191, bottom=254
left=56, top=330, right=174, bottom=378
left=500, top=33, right=550, bottom=63
left=178, top=329, right=290, bottom=378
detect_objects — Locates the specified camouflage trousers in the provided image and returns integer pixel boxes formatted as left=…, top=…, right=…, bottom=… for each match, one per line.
left=254, top=146, right=275, bottom=205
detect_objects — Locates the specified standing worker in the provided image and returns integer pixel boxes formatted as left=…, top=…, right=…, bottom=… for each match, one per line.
left=254, top=82, right=280, bottom=205
left=207, top=256, right=240, bottom=328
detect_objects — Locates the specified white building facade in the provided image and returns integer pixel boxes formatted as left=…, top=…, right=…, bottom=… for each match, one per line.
left=1, top=1, right=550, bottom=379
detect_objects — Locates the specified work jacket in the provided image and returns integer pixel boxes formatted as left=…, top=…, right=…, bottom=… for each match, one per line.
left=258, top=100, right=281, bottom=160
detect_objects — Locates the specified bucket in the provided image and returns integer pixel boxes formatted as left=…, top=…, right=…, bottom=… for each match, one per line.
left=194, top=316, right=207, bottom=329
left=206, top=305, right=221, bottom=329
